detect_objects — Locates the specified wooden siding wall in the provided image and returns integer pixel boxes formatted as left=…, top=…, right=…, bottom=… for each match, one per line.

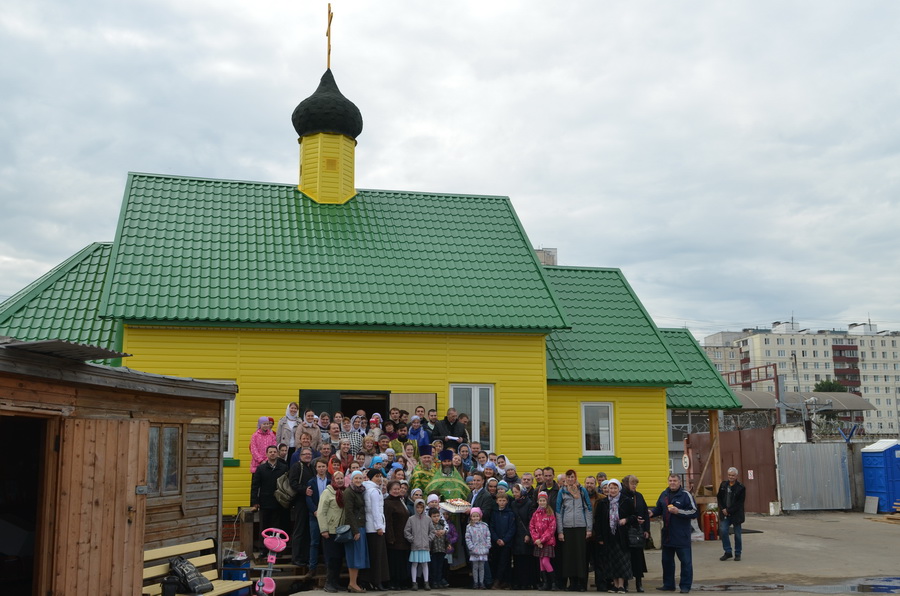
left=123, top=326, right=552, bottom=514
left=0, top=371, right=223, bottom=552
left=547, top=385, right=671, bottom=500
left=144, top=419, right=223, bottom=547
left=53, top=418, right=148, bottom=595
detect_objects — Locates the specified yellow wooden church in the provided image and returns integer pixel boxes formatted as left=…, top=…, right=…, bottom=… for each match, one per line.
left=0, top=61, right=738, bottom=514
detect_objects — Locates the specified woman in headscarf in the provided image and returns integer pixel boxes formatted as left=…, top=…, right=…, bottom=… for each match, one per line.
left=276, top=402, right=301, bottom=460
left=340, top=416, right=362, bottom=454
left=296, top=409, right=323, bottom=453
left=351, top=414, right=368, bottom=437
left=407, top=414, right=431, bottom=449
left=343, top=470, right=370, bottom=593
left=249, top=416, right=276, bottom=474
left=593, top=478, right=636, bottom=594
left=458, top=443, right=474, bottom=472
left=621, top=475, right=649, bottom=593
left=406, top=487, right=424, bottom=517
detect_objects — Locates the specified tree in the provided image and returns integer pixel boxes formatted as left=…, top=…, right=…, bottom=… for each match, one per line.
left=813, top=379, right=847, bottom=393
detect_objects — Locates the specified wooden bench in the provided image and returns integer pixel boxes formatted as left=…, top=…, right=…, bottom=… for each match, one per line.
left=143, top=538, right=253, bottom=596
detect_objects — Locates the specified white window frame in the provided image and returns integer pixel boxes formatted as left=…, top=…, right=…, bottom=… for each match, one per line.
left=449, top=384, right=495, bottom=452
left=223, top=398, right=236, bottom=459
left=581, top=402, right=615, bottom=456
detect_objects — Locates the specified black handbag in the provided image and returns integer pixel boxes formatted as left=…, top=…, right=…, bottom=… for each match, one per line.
left=168, top=555, right=214, bottom=593
left=334, top=524, right=353, bottom=543
left=627, top=525, right=646, bottom=549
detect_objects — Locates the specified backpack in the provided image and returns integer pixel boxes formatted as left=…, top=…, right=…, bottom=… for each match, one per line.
left=168, top=555, right=214, bottom=593
left=275, top=473, right=297, bottom=509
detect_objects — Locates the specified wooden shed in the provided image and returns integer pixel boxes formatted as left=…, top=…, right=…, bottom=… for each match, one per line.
left=0, top=337, right=236, bottom=596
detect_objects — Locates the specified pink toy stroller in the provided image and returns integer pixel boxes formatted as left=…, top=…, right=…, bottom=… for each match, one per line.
left=254, top=528, right=289, bottom=595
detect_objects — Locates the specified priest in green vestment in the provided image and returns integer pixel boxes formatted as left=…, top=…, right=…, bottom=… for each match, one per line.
left=425, top=449, right=470, bottom=501
left=409, top=444, right=437, bottom=493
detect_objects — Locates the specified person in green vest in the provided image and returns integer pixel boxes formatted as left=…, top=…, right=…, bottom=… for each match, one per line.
left=425, top=450, right=470, bottom=501
left=390, top=422, right=419, bottom=459
left=409, top=444, right=437, bottom=493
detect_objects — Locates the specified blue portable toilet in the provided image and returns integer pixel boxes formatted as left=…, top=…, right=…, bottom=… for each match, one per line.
left=861, top=439, right=900, bottom=513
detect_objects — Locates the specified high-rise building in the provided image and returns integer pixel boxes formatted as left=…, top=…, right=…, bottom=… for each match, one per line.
left=703, top=321, right=900, bottom=435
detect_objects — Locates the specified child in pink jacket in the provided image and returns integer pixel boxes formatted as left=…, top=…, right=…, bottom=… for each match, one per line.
left=249, top=416, right=276, bottom=473
left=529, top=491, right=558, bottom=590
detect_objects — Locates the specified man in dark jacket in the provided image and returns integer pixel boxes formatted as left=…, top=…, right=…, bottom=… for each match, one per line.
left=469, top=471, right=495, bottom=522
left=306, top=457, right=331, bottom=577
left=251, top=445, right=290, bottom=536
left=289, top=447, right=316, bottom=569
left=431, top=407, right=467, bottom=452
left=716, top=467, right=746, bottom=562
left=649, top=474, right=698, bottom=593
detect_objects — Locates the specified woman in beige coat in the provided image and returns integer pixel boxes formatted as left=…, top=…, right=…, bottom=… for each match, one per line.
left=317, top=471, right=346, bottom=593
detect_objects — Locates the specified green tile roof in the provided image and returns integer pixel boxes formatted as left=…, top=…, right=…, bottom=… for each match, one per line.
left=0, top=243, right=118, bottom=350
left=659, top=328, right=742, bottom=409
left=98, top=173, right=569, bottom=331
left=543, top=266, right=689, bottom=386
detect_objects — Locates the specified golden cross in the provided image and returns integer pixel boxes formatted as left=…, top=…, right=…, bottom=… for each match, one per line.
left=326, top=3, right=333, bottom=69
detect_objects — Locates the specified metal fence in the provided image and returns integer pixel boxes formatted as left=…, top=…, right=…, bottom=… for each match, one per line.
left=777, top=442, right=851, bottom=510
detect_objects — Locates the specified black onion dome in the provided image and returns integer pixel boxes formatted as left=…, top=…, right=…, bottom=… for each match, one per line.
left=291, top=69, right=363, bottom=139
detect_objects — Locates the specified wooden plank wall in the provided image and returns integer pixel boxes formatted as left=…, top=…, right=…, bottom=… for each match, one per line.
left=53, top=418, right=148, bottom=595
left=143, top=420, right=222, bottom=547
left=66, top=388, right=224, bottom=549
left=1, top=366, right=227, bottom=594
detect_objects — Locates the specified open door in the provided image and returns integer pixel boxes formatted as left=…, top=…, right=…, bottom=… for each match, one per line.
left=51, top=419, right=148, bottom=595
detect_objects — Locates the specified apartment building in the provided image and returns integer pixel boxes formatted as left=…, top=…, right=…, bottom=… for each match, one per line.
left=704, top=322, right=900, bottom=435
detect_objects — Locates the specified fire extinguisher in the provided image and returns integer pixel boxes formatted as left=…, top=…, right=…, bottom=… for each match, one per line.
left=703, top=510, right=718, bottom=540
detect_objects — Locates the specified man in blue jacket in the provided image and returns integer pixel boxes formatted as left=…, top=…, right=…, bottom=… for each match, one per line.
left=649, top=474, right=698, bottom=593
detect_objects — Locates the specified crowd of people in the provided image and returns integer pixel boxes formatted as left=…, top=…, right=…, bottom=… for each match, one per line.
left=249, top=404, right=725, bottom=594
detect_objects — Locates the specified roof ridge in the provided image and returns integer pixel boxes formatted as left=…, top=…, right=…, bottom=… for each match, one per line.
left=543, top=265, right=622, bottom=273
left=0, top=242, right=112, bottom=323
left=126, top=172, right=512, bottom=200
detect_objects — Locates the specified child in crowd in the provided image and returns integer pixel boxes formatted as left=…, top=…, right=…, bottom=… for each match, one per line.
left=466, top=507, right=491, bottom=589
left=529, top=491, right=558, bottom=591
left=428, top=507, right=450, bottom=589
left=404, top=498, right=435, bottom=590
left=442, top=508, right=459, bottom=570
left=249, top=415, right=275, bottom=473
left=489, top=490, right=516, bottom=589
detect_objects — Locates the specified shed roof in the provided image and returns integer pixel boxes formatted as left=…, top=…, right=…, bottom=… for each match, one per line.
left=0, top=340, right=236, bottom=401
left=98, top=173, right=569, bottom=332
left=543, top=266, right=688, bottom=386
left=659, top=328, right=742, bottom=409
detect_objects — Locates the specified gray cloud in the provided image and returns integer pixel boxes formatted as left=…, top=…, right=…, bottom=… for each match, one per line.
left=2, top=1, right=899, bottom=340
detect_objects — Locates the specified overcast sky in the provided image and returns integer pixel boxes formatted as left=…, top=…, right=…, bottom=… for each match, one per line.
left=2, top=1, right=899, bottom=342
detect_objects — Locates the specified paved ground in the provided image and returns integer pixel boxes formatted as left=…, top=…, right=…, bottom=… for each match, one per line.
left=640, top=510, right=898, bottom=593
left=285, top=511, right=899, bottom=595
